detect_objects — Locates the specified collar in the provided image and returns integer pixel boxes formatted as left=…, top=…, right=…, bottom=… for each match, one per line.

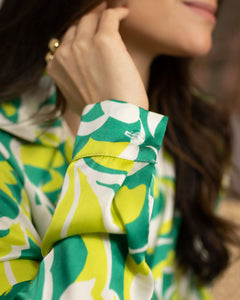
left=0, top=75, right=74, bottom=147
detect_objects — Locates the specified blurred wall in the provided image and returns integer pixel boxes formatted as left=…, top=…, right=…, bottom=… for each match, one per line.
left=193, top=0, right=240, bottom=109
left=193, top=0, right=240, bottom=198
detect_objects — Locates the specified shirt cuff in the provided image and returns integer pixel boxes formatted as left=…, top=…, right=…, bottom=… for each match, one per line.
left=73, top=99, right=168, bottom=163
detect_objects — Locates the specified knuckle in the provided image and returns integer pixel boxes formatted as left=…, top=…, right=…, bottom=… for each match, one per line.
left=73, top=39, right=89, bottom=51
left=54, top=45, right=68, bottom=60
left=94, top=34, right=111, bottom=47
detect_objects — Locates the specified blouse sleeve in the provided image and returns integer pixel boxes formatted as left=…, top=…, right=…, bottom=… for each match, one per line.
left=0, top=99, right=168, bottom=299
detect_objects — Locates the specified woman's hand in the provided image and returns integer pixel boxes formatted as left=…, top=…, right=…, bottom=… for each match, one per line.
left=46, top=1, right=149, bottom=114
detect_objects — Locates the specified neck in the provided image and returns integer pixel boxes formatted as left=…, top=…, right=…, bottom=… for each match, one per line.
left=129, top=48, right=153, bottom=90
left=63, top=105, right=81, bottom=137
left=119, top=29, right=156, bottom=92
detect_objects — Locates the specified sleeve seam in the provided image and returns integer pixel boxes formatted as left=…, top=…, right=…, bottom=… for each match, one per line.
left=72, top=153, right=157, bottom=164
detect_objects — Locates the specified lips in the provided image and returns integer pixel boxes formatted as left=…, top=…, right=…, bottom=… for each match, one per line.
left=183, top=1, right=217, bottom=15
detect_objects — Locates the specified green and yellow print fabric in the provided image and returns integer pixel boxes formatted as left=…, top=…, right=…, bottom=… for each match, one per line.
left=0, top=80, right=212, bottom=299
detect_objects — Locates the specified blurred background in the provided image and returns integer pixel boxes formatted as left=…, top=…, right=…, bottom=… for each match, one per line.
left=194, top=0, right=240, bottom=109
left=192, top=0, right=240, bottom=298
left=0, top=0, right=239, bottom=298
left=193, top=0, right=240, bottom=198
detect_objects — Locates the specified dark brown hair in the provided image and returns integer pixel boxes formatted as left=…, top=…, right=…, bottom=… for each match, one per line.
left=0, top=0, right=237, bottom=283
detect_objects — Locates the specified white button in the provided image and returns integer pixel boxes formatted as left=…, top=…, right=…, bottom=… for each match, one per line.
left=124, top=131, right=145, bottom=145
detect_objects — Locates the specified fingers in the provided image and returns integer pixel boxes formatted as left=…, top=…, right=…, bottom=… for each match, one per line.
left=75, top=2, right=129, bottom=41
left=47, top=0, right=130, bottom=74
left=46, top=24, right=77, bottom=71
left=75, top=2, right=107, bottom=40
left=97, top=7, right=129, bottom=36
left=61, top=24, right=77, bottom=46
left=46, top=2, right=107, bottom=72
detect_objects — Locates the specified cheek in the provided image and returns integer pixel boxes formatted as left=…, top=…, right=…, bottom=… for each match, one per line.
left=121, top=1, right=215, bottom=57
left=126, top=16, right=214, bottom=57
left=169, top=6, right=216, bottom=55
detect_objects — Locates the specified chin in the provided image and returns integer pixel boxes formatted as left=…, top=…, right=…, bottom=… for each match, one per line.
left=189, top=36, right=213, bottom=57
left=154, top=30, right=214, bottom=58
left=172, top=33, right=213, bottom=58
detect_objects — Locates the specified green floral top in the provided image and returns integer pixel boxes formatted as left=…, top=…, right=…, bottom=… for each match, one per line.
left=0, top=76, right=211, bottom=299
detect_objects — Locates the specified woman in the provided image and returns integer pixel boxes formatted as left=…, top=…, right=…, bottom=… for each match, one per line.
left=0, top=0, right=235, bottom=299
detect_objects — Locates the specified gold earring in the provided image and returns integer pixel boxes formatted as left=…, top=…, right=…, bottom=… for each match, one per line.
left=48, top=38, right=60, bottom=54
left=45, top=38, right=60, bottom=64
left=45, top=52, right=54, bottom=64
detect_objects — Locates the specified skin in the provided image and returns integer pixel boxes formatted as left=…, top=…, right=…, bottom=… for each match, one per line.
left=116, top=0, right=217, bottom=87
left=47, top=0, right=218, bottom=135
